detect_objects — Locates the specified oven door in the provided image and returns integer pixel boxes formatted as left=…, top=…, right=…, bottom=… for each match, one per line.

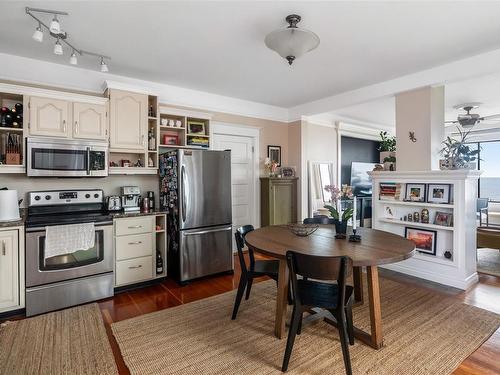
left=25, top=223, right=113, bottom=287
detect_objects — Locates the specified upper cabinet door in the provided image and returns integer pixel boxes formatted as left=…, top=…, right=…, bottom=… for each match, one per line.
left=0, top=230, right=19, bottom=312
left=109, top=90, right=147, bottom=150
left=29, top=96, right=70, bottom=138
left=73, top=102, right=108, bottom=140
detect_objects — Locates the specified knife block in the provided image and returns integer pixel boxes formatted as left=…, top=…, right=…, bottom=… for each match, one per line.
left=6, top=152, right=20, bottom=165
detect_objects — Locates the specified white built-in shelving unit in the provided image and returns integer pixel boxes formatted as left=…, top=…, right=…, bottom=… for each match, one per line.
left=371, top=170, right=481, bottom=290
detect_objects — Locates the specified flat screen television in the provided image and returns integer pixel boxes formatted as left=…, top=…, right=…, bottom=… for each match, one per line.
left=350, top=162, right=377, bottom=196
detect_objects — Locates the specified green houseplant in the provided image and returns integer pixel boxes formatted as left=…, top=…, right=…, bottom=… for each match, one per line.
left=378, top=131, right=396, bottom=164
left=323, top=184, right=354, bottom=236
left=439, top=127, right=480, bottom=170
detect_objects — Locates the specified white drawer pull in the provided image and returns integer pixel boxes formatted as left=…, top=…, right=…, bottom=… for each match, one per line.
left=128, top=225, right=143, bottom=229
left=128, top=241, right=142, bottom=245
left=128, top=265, right=143, bottom=269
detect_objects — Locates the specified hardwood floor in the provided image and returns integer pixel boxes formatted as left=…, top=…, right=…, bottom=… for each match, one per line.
left=4, top=255, right=500, bottom=374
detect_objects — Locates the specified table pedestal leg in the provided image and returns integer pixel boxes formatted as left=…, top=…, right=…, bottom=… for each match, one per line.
left=366, top=265, right=383, bottom=349
left=275, top=258, right=289, bottom=339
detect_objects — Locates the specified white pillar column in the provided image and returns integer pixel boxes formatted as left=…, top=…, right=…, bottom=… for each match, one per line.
left=395, top=86, right=444, bottom=171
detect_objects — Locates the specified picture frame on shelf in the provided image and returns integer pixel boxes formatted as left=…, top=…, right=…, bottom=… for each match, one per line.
left=163, top=134, right=179, bottom=146
left=405, top=183, right=426, bottom=202
left=427, top=184, right=451, bottom=204
left=187, top=120, right=205, bottom=135
left=383, top=205, right=396, bottom=219
left=267, top=145, right=282, bottom=167
left=434, top=211, right=453, bottom=227
left=405, top=227, right=437, bottom=255
left=281, top=166, right=296, bottom=177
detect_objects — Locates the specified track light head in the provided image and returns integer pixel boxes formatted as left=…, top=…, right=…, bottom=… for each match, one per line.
left=49, top=15, right=60, bottom=34
left=54, top=39, right=63, bottom=55
left=32, top=24, right=43, bottom=42
left=100, top=57, right=109, bottom=72
left=69, top=51, right=78, bottom=65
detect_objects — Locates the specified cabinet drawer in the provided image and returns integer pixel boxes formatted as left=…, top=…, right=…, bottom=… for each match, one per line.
left=115, top=256, right=153, bottom=286
left=115, top=216, right=153, bottom=236
left=115, top=233, right=153, bottom=260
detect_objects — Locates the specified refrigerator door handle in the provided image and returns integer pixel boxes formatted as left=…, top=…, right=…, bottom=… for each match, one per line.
left=181, top=164, right=187, bottom=223
left=182, top=226, right=232, bottom=236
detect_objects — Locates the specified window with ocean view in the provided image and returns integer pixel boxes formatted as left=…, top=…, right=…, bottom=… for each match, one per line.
left=470, top=140, right=500, bottom=201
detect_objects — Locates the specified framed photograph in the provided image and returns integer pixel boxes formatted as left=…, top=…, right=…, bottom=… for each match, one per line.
left=427, top=184, right=451, bottom=204
left=187, top=120, right=206, bottom=135
left=383, top=205, right=395, bottom=219
left=281, top=166, right=295, bottom=177
left=163, top=135, right=179, bottom=146
left=267, top=145, right=282, bottom=167
left=405, top=183, right=426, bottom=202
left=405, top=227, right=437, bottom=255
left=434, top=211, right=453, bottom=227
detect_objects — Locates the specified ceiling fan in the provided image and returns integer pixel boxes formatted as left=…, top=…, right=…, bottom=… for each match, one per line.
left=445, top=103, right=500, bottom=127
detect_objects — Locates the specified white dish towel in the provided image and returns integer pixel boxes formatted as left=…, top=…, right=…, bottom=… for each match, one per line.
left=44, top=223, right=95, bottom=259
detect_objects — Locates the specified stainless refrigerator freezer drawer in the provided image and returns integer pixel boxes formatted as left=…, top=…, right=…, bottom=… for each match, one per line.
left=25, top=272, right=113, bottom=317
left=179, top=225, right=233, bottom=281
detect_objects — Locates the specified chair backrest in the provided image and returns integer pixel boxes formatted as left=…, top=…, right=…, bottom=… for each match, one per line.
left=235, top=225, right=255, bottom=274
left=477, top=198, right=489, bottom=211
left=286, top=250, right=353, bottom=308
left=303, top=216, right=332, bottom=224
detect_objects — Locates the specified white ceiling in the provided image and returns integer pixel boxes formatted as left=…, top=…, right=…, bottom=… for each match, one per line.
left=2, top=1, right=500, bottom=108
left=323, top=72, right=500, bottom=129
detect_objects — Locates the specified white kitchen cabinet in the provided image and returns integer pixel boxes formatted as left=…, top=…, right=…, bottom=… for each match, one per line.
left=72, top=102, right=108, bottom=140
left=28, top=96, right=70, bottom=138
left=109, top=89, right=147, bottom=151
left=0, top=227, right=24, bottom=313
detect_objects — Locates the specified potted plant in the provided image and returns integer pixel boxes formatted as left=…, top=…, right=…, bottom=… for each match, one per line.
left=378, top=131, right=396, bottom=164
left=324, top=184, right=354, bottom=237
left=383, top=155, right=396, bottom=171
left=439, top=127, right=480, bottom=170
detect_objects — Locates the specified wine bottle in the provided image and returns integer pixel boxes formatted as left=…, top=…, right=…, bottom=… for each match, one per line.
left=156, top=250, right=163, bottom=275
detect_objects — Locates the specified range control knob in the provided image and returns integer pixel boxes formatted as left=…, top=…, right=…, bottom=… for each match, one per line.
left=34, top=195, right=41, bottom=201
left=85, top=194, right=91, bottom=199
left=45, top=195, right=51, bottom=200
left=94, top=193, right=99, bottom=198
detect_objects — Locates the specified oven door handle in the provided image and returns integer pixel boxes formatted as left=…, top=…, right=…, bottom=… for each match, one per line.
left=86, top=147, right=91, bottom=175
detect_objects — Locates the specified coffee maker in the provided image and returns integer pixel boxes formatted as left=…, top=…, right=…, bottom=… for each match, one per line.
left=120, top=186, right=140, bottom=212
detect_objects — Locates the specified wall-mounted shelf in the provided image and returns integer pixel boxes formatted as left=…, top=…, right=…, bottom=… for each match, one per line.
left=379, top=218, right=454, bottom=231
left=0, top=127, right=23, bottom=132
left=160, top=125, right=185, bottom=130
left=108, top=167, right=158, bottom=175
left=159, top=144, right=207, bottom=150
left=377, top=200, right=454, bottom=209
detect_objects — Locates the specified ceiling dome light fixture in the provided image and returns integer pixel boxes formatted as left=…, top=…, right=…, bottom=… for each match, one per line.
left=265, top=14, right=320, bottom=65
left=26, top=7, right=111, bottom=72
left=32, top=23, right=43, bottom=42
left=53, top=38, right=63, bottom=55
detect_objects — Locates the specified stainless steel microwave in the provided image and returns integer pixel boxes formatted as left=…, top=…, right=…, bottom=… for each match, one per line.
left=27, top=137, right=108, bottom=177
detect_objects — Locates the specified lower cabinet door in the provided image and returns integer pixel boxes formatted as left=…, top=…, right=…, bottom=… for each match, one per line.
left=0, top=230, right=19, bottom=312
left=115, top=256, right=153, bottom=286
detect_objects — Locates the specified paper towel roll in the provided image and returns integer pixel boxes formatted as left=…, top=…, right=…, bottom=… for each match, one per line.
left=0, top=190, right=21, bottom=222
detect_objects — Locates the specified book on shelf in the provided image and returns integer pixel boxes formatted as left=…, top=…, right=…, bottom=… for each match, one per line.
left=379, top=182, right=399, bottom=200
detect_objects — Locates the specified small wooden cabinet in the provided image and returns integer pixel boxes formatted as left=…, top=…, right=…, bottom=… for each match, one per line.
left=260, top=177, right=298, bottom=226
left=72, top=102, right=107, bottom=140
left=28, top=96, right=70, bottom=138
left=108, top=89, right=147, bottom=151
left=0, top=227, right=24, bottom=313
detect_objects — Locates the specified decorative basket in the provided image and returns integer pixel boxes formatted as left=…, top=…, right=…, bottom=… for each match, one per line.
left=287, top=223, right=319, bottom=237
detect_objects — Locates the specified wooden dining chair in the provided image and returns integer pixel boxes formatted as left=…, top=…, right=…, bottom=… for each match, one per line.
left=231, top=225, right=281, bottom=320
left=303, top=216, right=332, bottom=224
left=282, top=251, right=354, bottom=374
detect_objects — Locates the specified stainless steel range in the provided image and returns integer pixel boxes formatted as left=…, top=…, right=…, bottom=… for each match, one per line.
left=25, top=189, right=114, bottom=316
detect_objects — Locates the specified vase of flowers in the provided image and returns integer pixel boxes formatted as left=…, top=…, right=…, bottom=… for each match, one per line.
left=264, top=157, right=279, bottom=177
left=324, top=184, right=354, bottom=238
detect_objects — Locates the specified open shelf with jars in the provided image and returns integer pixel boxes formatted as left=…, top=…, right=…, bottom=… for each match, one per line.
left=0, top=92, right=25, bottom=173
left=158, top=106, right=211, bottom=150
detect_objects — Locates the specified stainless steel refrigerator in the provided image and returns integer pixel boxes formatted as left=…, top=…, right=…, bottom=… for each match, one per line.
left=160, top=149, right=233, bottom=283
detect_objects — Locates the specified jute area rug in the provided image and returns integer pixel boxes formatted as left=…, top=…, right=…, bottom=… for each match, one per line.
left=0, top=303, right=117, bottom=375
left=112, top=278, right=500, bottom=375
left=477, top=248, right=500, bottom=277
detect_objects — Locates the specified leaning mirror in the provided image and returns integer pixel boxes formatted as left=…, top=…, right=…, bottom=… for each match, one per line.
left=308, top=161, right=335, bottom=217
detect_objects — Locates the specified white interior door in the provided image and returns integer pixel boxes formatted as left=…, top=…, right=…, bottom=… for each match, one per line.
left=213, top=133, right=256, bottom=250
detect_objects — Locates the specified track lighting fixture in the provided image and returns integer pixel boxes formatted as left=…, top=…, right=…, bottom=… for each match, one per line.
left=32, top=23, right=43, bottom=42
left=69, top=51, right=78, bottom=65
left=100, top=57, right=109, bottom=73
left=26, top=7, right=111, bottom=72
left=49, top=15, right=61, bottom=34
left=54, top=39, right=63, bottom=55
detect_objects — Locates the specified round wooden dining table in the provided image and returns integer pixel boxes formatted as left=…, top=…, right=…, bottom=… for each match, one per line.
left=245, top=225, right=415, bottom=349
